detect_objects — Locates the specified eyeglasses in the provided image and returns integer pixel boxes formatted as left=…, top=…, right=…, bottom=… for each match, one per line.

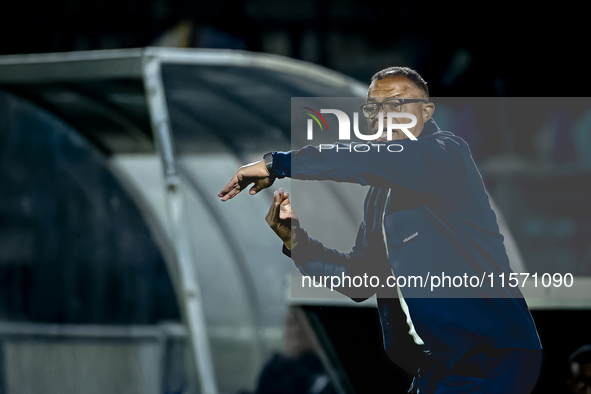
left=360, top=98, right=428, bottom=119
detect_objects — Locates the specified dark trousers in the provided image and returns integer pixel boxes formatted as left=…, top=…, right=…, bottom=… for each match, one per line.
left=411, top=344, right=542, bottom=394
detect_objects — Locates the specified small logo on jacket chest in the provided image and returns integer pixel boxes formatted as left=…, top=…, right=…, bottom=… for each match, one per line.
left=403, top=232, right=419, bottom=243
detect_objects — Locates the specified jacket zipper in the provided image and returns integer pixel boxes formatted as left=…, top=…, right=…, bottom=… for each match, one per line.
left=381, top=188, right=425, bottom=346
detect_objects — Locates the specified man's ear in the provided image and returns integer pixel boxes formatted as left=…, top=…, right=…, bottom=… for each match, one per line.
left=422, top=102, right=435, bottom=121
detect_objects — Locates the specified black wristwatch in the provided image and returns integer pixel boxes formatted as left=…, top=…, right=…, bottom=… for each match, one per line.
left=263, top=152, right=280, bottom=178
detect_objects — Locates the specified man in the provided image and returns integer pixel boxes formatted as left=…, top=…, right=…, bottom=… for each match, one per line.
left=219, top=67, right=542, bottom=393
left=568, top=345, right=591, bottom=394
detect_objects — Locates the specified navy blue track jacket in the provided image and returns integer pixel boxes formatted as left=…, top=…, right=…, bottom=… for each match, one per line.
left=274, top=118, right=542, bottom=373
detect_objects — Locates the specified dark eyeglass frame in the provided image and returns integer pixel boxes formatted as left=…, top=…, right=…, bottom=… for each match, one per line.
left=360, top=98, right=429, bottom=119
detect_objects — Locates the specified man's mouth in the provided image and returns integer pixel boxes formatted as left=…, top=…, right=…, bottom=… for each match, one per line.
left=375, top=132, right=390, bottom=142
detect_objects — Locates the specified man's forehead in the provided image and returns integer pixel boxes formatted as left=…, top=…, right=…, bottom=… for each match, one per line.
left=368, top=76, right=418, bottom=98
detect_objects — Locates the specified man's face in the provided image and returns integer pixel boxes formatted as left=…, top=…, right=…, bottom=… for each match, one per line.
left=569, top=361, right=591, bottom=394
left=366, top=75, right=434, bottom=142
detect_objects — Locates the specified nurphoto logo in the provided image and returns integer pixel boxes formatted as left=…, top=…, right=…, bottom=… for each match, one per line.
left=303, top=107, right=418, bottom=141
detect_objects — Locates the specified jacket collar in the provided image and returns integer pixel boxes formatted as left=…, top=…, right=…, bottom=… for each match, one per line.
left=417, top=118, right=441, bottom=138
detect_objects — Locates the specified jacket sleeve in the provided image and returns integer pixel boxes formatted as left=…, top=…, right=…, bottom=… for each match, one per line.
left=273, top=134, right=468, bottom=200
left=283, top=221, right=391, bottom=302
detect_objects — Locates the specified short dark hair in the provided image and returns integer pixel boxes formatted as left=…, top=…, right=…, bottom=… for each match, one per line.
left=570, top=345, right=591, bottom=364
left=371, top=67, right=429, bottom=98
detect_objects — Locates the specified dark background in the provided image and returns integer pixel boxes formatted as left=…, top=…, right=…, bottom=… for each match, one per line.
left=0, top=0, right=586, bottom=97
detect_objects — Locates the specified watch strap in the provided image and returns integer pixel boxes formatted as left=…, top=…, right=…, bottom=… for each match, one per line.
left=263, top=152, right=277, bottom=177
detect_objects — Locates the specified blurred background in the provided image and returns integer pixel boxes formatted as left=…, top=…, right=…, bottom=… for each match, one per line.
left=0, top=1, right=590, bottom=393
left=1, top=0, right=588, bottom=97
